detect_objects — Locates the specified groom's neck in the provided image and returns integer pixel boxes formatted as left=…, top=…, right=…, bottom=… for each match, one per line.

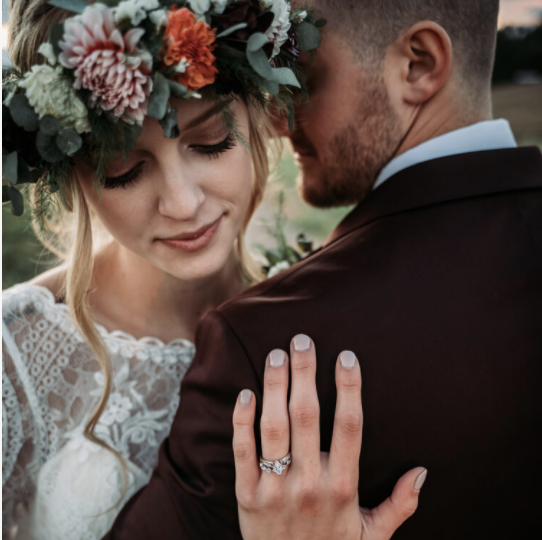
left=393, top=84, right=492, bottom=158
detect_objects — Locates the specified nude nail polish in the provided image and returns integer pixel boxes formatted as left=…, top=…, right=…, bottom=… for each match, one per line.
left=293, top=334, right=311, bottom=351
left=339, top=350, right=356, bottom=369
left=269, top=349, right=285, bottom=367
left=240, top=390, right=252, bottom=406
left=414, top=469, right=428, bottom=492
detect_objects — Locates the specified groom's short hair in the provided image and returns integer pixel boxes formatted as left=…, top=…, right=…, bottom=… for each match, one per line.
left=319, top=0, right=499, bottom=94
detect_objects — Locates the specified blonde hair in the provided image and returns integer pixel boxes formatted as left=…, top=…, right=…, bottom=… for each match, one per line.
left=9, top=0, right=279, bottom=504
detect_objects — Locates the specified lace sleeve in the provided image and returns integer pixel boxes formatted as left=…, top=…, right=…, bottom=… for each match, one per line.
left=2, top=320, right=47, bottom=537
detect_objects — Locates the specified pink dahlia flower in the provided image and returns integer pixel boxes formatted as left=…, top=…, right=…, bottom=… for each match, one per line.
left=59, top=4, right=153, bottom=124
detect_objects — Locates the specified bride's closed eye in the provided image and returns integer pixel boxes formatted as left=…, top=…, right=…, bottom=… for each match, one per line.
left=103, top=133, right=237, bottom=190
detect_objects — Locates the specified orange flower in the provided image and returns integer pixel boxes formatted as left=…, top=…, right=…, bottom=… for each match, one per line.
left=162, top=7, right=218, bottom=92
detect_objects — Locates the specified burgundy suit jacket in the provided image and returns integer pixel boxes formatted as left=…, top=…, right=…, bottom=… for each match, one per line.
left=105, top=147, right=542, bottom=539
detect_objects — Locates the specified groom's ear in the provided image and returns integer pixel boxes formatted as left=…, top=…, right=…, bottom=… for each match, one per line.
left=387, top=21, right=452, bottom=106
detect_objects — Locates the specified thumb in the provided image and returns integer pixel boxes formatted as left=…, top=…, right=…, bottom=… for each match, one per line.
left=362, top=467, right=427, bottom=540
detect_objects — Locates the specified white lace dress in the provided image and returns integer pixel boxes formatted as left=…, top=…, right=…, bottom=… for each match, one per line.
left=2, top=283, right=195, bottom=540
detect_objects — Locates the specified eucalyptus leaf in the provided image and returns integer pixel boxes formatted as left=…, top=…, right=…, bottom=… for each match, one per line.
left=285, top=93, right=294, bottom=133
left=50, top=23, right=64, bottom=57
left=40, top=115, right=62, bottom=136
left=168, top=80, right=188, bottom=98
left=270, top=67, right=300, bottom=88
left=247, top=48, right=273, bottom=79
left=263, top=80, right=280, bottom=96
left=159, top=108, right=180, bottom=139
left=49, top=180, right=60, bottom=193
left=216, top=23, right=248, bottom=39
left=125, top=123, right=143, bottom=152
left=36, top=132, right=64, bottom=163
left=315, top=18, right=327, bottom=28
left=295, top=22, right=322, bottom=51
left=56, top=128, right=83, bottom=156
left=8, top=186, right=24, bottom=216
left=2, top=185, right=10, bottom=204
left=9, top=94, right=40, bottom=132
left=48, top=0, right=88, bottom=14
left=247, top=32, right=269, bottom=52
left=147, top=73, right=170, bottom=120
left=2, top=152, right=18, bottom=184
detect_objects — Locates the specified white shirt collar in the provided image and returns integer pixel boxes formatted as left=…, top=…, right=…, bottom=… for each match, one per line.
left=373, top=119, right=517, bottom=190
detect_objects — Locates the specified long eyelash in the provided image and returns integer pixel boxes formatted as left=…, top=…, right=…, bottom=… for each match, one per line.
left=104, top=162, right=144, bottom=190
left=192, top=134, right=236, bottom=159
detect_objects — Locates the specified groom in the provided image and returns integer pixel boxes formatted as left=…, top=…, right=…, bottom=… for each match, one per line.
left=106, top=1, right=542, bottom=538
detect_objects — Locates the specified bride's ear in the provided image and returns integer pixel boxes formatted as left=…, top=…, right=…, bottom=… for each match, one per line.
left=386, top=21, right=452, bottom=106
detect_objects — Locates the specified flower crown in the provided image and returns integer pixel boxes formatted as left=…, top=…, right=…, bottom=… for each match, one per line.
left=2, top=0, right=324, bottom=218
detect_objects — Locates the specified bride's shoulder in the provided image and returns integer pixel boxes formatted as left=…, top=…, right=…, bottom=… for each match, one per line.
left=3, top=269, right=72, bottom=346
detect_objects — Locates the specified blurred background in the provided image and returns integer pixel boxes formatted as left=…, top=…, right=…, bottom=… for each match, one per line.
left=2, top=0, right=542, bottom=290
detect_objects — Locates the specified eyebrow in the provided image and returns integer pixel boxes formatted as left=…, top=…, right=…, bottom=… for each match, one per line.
left=182, top=98, right=234, bottom=132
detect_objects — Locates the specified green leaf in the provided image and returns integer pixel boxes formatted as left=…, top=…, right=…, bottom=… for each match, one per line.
left=49, top=180, right=60, bottom=193
left=265, top=248, right=284, bottom=266
left=50, top=23, right=64, bottom=57
left=295, top=22, right=322, bottom=51
left=2, top=185, right=10, bottom=204
left=40, top=115, right=62, bottom=136
left=8, top=186, right=24, bottom=216
left=36, top=132, right=64, bottom=163
left=167, top=80, right=188, bottom=98
left=9, top=94, right=40, bottom=132
left=263, top=80, right=280, bottom=96
left=147, top=73, right=170, bottom=120
left=159, top=108, right=180, bottom=139
left=247, top=32, right=269, bottom=52
left=56, top=128, right=83, bottom=156
left=270, top=67, right=300, bottom=88
left=124, top=123, right=143, bottom=152
left=216, top=23, right=248, bottom=39
left=315, top=18, right=327, bottom=28
left=48, top=0, right=88, bottom=14
left=2, top=152, right=18, bottom=184
left=247, top=48, right=273, bottom=79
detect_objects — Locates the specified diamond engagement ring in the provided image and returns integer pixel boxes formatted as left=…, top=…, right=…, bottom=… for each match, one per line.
left=259, top=454, right=292, bottom=476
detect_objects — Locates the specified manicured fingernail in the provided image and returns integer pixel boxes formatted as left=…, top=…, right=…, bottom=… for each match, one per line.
left=293, top=334, right=311, bottom=351
left=339, top=350, right=356, bottom=369
left=414, top=469, right=428, bottom=492
left=269, top=349, right=285, bottom=367
left=240, top=389, right=252, bottom=406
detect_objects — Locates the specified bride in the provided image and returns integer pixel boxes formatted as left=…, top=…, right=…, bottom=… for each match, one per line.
left=3, top=2, right=423, bottom=539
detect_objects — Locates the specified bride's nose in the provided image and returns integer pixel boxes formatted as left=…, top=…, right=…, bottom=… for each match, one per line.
left=157, top=169, right=205, bottom=222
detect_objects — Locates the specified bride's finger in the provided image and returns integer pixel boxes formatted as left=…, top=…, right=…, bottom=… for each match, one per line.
left=232, top=389, right=260, bottom=498
left=362, top=467, right=427, bottom=540
left=328, top=351, right=363, bottom=483
left=260, top=349, right=290, bottom=467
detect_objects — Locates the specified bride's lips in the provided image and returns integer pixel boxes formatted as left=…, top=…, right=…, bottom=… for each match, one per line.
left=158, top=216, right=223, bottom=253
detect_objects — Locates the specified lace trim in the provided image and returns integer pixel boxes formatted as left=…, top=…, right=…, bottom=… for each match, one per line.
left=3, top=282, right=195, bottom=357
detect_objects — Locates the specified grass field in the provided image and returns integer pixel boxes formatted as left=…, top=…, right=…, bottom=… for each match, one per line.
left=3, top=84, right=542, bottom=289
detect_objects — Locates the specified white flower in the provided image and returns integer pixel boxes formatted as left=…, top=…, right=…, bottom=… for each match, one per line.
left=187, top=0, right=229, bottom=15
left=267, top=260, right=290, bottom=278
left=261, top=0, right=291, bottom=57
left=18, top=64, right=91, bottom=133
left=173, top=57, right=191, bottom=73
left=292, top=10, right=307, bottom=23
left=114, top=0, right=160, bottom=26
left=149, top=8, right=168, bottom=30
left=99, top=392, right=134, bottom=426
left=37, top=42, right=57, bottom=66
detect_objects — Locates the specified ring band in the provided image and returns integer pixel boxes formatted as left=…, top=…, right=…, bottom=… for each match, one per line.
left=259, top=453, right=292, bottom=476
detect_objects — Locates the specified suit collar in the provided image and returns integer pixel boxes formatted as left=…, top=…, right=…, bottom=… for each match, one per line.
left=326, top=147, right=542, bottom=246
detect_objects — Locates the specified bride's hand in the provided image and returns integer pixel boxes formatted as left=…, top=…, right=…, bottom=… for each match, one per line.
left=232, top=335, right=427, bottom=540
